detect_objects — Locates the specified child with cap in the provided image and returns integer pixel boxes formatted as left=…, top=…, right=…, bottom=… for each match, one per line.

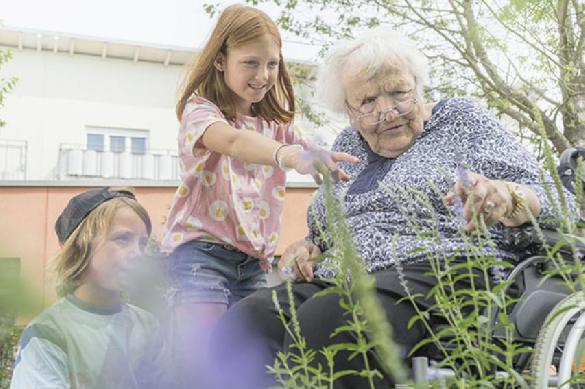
left=10, top=187, right=172, bottom=389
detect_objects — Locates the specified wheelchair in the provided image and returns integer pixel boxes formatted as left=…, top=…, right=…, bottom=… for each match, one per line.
left=411, top=148, right=585, bottom=388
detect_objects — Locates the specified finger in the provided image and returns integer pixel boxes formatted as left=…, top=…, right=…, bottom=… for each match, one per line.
left=282, top=253, right=303, bottom=281
left=481, top=201, right=498, bottom=226
left=459, top=170, right=477, bottom=190
left=489, top=204, right=507, bottom=224
left=454, top=173, right=477, bottom=197
left=484, top=191, right=508, bottom=225
left=277, top=257, right=286, bottom=272
left=475, top=179, right=506, bottom=225
left=309, top=150, right=355, bottom=183
left=293, top=258, right=305, bottom=281
left=463, top=184, right=487, bottom=221
left=308, top=244, right=321, bottom=257
left=317, top=151, right=340, bottom=173
left=293, top=247, right=308, bottom=280
left=464, top=212, right=487, bottom=232
left=453, top=180, right=467, bottom=199
left=312, top=173, right=322, bottom=185
left=331, top=151, right=360, bottom=164
left=442, top=191, right=456, bottom=207
left=465, top=219, right=485, bottom=232
left=299, top=261, right=314, bottom=281
left=464, top=219, right=477, bottom=232
left=336, top=169, right=351, bottom=182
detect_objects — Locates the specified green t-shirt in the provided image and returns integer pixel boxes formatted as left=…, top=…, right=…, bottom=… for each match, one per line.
left=10, top=294, right=171, bottom=389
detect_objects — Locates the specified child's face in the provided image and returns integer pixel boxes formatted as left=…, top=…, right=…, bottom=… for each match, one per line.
left=220, top=34, right=280, bottom=115
left=85, top=207, right=149, bottom=293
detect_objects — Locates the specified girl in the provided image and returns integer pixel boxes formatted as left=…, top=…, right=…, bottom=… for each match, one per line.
left=11, top=188, right=171, bottom=389
left=161, top=4, right=358, bottom=386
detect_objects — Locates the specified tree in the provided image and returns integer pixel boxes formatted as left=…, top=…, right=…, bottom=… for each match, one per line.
left=0, top=48, right=17, bottom=129
left=228, top=0, right=584, bottom=153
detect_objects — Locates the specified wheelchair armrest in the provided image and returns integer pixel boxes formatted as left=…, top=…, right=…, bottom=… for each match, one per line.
left=502, top=226, right=585, bottom=254
left=502, top=226, right=546, bottom=251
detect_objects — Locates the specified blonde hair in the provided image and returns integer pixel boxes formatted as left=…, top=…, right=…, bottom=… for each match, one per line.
left=53, top=191, right=151, bottom=296
left=176, top=4, right=295, bottom=124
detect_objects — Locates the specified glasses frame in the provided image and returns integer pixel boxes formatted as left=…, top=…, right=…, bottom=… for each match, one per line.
left=346, top=93, right=418, bottom=126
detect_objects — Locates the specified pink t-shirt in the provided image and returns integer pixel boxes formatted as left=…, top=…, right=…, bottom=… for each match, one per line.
left=161, top=95, right=304, bottom=270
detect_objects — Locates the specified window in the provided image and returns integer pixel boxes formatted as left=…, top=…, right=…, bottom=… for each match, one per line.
left=86, top=127, right=149, bottom=154
left=87, top=134, right=104, bottom=152
left=110, top=136, right=126, bottom=153
left=131, top=137, right=147, bottom=155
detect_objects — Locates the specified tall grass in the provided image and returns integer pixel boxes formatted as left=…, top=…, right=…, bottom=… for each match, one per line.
left=269, top=123, right=582, bottom=387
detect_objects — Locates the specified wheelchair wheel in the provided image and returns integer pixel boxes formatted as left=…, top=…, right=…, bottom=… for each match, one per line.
left=530, top=292, right=585, bottom=388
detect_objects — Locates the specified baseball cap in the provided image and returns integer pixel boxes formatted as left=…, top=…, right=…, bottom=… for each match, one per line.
left=55, top=188, right=136, bottom=244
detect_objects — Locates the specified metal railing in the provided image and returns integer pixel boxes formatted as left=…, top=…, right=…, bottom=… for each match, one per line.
left=58, top=143, right=179, bottom=180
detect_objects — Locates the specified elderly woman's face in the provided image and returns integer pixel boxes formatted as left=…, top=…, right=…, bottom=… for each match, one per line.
left=343, top=68, right=425, bottom=158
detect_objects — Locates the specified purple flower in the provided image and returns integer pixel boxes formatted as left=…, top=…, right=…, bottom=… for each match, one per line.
left=452, top=195, right=467, bottom=229
left=456, top=165, right=474, bottom=190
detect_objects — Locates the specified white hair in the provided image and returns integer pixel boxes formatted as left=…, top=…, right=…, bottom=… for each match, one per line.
left=316, top=27, right=429, bottom=113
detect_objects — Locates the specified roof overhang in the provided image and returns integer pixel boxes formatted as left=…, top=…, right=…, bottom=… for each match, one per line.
left=0, top=25, right=198, bottom=66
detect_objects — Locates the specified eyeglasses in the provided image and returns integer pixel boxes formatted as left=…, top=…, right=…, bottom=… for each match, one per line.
left=346, top=94, right=418, bottom=126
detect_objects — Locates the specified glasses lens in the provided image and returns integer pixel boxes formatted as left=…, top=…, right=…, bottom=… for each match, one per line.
left=397, top=99, right=414, bottom=114
left=357, top=98, right=416, bottom=126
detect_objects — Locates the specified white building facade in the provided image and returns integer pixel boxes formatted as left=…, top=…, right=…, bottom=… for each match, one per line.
left=0, top=26, right=337, bottom=183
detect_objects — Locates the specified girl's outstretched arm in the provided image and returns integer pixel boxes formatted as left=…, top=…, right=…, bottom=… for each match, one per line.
left=201, top=121, right=359, bottom=182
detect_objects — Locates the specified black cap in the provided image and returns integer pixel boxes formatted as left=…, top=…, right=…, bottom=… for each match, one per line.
left=55, top=188, right=136, bottom=244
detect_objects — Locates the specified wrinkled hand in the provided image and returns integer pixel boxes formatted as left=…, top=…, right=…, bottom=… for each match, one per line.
left=442, top=171, right=512, bottom=231
left=285, top=147, right=359, bottom=184
left=278, top=239, right=321, bottom=282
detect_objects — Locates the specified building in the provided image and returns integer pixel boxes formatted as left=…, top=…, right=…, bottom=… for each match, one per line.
left=0, top=25, right=341, bottom=307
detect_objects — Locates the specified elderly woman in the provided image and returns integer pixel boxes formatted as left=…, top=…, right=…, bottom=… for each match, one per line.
left=209, top=28, right=572, bottom=388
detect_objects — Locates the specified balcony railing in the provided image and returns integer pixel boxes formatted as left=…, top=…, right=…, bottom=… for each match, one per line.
left=0, top=139, right=27, bottom=180
left=58, top=144, right=179, bottom=180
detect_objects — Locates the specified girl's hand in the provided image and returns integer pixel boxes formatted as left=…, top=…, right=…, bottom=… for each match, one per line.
left=442, top=171, right=514, bottom=231
left=278, top=239, right=321, bottom=282
left=282, top=146, right=360, bottom=184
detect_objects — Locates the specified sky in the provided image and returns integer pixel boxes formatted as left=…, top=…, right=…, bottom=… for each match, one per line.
left=0, top=0, right=322, bottom=62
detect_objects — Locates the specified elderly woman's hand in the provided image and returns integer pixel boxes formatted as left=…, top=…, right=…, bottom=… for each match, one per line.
left=443, top=171, right=532, bottom=231
left=278, top=239, right=321, bottom=282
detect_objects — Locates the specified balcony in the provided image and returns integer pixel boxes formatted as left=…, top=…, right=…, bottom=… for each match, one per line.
left=0, top=139, right=27, bottom=180
left=58, top=144, right=178, bottom=180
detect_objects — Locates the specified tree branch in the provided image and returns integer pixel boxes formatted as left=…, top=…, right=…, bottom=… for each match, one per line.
left=480, top=0, right=561, bottom=68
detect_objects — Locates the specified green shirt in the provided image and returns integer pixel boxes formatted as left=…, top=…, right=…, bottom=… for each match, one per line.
left=11, top=294, right=171, bottom=389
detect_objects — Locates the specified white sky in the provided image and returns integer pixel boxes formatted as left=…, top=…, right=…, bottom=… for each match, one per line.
left=0, top=0, right=322, bottom=62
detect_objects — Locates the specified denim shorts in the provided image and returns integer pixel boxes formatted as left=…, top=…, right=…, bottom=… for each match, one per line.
left=168, top=240, right=267, bottom=307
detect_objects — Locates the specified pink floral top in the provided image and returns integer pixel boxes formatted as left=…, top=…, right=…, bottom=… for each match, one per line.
left=161, top=95, right=304, bottom=271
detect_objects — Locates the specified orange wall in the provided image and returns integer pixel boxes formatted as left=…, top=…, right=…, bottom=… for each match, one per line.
left=0, top=185, right=315, bottom=307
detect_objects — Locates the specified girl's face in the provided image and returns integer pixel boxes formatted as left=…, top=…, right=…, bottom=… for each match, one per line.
left=217, top=34, right=280, bottom=116
left=83, top=207, right=149, bottom=293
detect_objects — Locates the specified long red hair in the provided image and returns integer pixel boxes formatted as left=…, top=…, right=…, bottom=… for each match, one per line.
left=176, top=4, right=295, bottom=124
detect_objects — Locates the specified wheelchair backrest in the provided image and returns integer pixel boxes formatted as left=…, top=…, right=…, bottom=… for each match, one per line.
left=558, top=147, right=585, bottom=195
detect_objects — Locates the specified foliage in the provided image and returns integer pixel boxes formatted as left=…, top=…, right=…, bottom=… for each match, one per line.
left=214, top=0, right=584, bottom=152
left=0, top=326, right=21, bottom=389
left=269, top=172, right=408, bottom=387
left=0, top=48, right=17, bottom=128
left=266, top=115, right=584, bottom=386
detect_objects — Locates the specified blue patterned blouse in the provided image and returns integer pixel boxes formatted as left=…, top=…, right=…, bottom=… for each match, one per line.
left=308, top=98, right=575, bottom=279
